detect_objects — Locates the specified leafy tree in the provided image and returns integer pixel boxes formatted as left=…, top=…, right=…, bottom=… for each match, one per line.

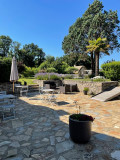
left=9, top=41, right=21, bottom=59
left=0, top=35, right=12, bottom=57
left=21, top=43, right=45, bottom=67
left=62, top=0, right=120, bottom=76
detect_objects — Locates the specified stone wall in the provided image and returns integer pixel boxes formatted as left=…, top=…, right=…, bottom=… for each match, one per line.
left=0, top=82, right=21, bottom=94
left=1, top=80, right=118, bottom=95
left=63, top=80, right=118, bottom=94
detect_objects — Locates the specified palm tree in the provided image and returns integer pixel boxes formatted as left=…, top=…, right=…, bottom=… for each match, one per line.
left=86, top=37, right=110, bottom=76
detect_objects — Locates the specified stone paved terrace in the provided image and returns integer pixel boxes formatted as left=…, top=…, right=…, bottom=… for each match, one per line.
left=0, top=92, right=120, bottom=160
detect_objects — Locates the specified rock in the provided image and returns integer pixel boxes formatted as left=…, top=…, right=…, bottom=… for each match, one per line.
left=58, top=156, right=66, bottom=160
left=56, top=140, right=74, bottom=154
left=56, top=137, right=65, bottom=142
left=55, top=130, right=65, bottom=137
left=50, top=136, right=55, bottom=145
left=0, top=146, right=8, bottom=155
left=7, top=149, right=17, bottom=157
left=21, top=148, right=30, bottom=157
left=21, top=143, right=31, bottom=147
left=12, top=119, right=23, bottom=128
left=10, top=141, right=20, bottom=148
left=64, top=132, right=70, bottom=139
left=10, top=135, right=30, bottom=141
left=25, top=128, right=33, bottom=136
left=111, top=150, right=120, bottom=160
left=47, top=146, right=54, bottom=152
left=31, top=154, right=41, bottom=159
left=0, top=141, right=11, bottom=147
left=42, top=138, right=49, bottom=142
left=94, top=134, right=112, bottom=141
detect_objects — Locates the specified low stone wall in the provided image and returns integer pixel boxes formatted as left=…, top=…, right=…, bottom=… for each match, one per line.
left=63, top=80, right=118, bottom=94
left=34, top=79, right=118, bottom=94
left=0, top=82, right=21, bottom=94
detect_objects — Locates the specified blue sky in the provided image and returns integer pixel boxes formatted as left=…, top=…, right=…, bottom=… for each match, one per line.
left=0, top=0, right=120, bottom=67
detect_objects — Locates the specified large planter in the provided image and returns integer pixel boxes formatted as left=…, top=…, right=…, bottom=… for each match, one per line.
left=83, top=90, right=88, bottom=95
left=69, top=115, right=92, bottom=143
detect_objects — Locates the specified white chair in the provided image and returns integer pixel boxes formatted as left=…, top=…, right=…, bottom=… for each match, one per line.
left=20, top=86, right=28, bottom=96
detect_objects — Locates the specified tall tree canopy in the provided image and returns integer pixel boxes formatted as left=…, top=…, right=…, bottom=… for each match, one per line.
left=62, top=0, right=120, bottom=76
left=0, top=35, right=12, bottom=57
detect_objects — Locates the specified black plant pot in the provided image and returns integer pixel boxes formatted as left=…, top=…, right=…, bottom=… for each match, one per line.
left=69, top=115, right=92, bottom=143
left=83, top=90, right=88, bottom=95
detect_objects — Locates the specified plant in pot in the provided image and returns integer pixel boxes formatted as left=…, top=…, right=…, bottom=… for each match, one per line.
left=83, top=87, right=89, bottom=95
left=69, top=101, right=95, bottom=143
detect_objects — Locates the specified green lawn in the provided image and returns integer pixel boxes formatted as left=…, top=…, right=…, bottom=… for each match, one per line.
left=18, top=77, right=36, bottom=85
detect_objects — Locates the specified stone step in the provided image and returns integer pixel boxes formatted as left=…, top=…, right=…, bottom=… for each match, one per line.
left=91, top=87, right=120, bottom=102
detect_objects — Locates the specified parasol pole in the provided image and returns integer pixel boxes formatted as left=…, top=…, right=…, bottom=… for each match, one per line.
left=13, top=81, right=14, bottom=93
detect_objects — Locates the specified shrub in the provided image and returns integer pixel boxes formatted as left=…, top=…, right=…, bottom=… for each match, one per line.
left=83, top=87, right=89, bottom=92
left=0, top=57, right=12, bottom=82
left=93, top=78, right=105, bottom=82
left=22, top=67, right=35, bottom=77
left=46, top=68, right=57, bottom=73
left=65, top=67, right=78, bottom=74
left=101, top=61, right=120, bottom=81
left=36, top=73, right=61, bottom=80
left=17, top=61, right=25, bottom=73
left=64, top=75, right=74, bottom=79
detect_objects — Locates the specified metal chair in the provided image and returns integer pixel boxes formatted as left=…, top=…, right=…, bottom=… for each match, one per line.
left=0, top=97, right=16, bottom=120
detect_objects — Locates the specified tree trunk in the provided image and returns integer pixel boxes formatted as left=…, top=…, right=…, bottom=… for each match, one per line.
left=95, top=51, right=99, bottom=76
left=91, top=52, right=95, bottom=76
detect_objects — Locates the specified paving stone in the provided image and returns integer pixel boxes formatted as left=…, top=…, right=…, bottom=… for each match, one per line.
left=94, top=133, right=113, bottom=141
left=0, top=146, right=8, bottom=155
left=25, top=128, right=33, bottom=136
left=5, top=156, right=23, bottom=160
left=56, top=137, right=65, bottom=142
left=21, top=148, right=30, bottom=157
left=55, top=130, right=65, bottom=137
left=58, top=156, right=66, bottom=160
left=111, top=150, right=120, bottom=160
left=0, top=141, right=11, bottom=147
left=50, top=136, right=55, bottom=145
left=56, top=140, right=74, bottom=154
left=21, top=143, right=31, bottom=147
left=64, top=132, right=70, bottom=139
left=42, top=138, right=49, bottom=142
left=9, top=141, right=20, bottom=148
left=12, top=119, right=23, bottom=128
left=10, top=135, right=30, bottom=141
left=23, top=158, right=33, bottom=160
left=7, top=149, right=17, bottom=157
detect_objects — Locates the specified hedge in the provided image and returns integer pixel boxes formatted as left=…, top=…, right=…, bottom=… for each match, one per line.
left=0, top=57, right=12, bottom=82
left=101, top=61, right=120, bottom=81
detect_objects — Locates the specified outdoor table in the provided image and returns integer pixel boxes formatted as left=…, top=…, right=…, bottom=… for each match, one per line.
left=42, top=89, right=55, bottom=94
left=15, top=85, right=28, bottom=96
left=0, top=94, right=15, bottom=100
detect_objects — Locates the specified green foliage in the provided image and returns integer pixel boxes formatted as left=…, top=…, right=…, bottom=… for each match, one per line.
left=0, top=56, right=12, bottom=82
left=22, top=67, right=39, bottom=77
left=18, top=77, right=36, bottom=85
left=64, top=75, right=74, bottom=79
left=0, top=35, right=12, bottom=57
left=65, top=67, right=78, bottom=74
left=83, top=87, right=89, bottom=92
left=101, top=61, right=120, bottom=81
left=37, top=74, right=61, bottom=80
left=17, top=62, right=26, bottom=73
left=39, top=61, right=50, bottom=70
left=93, top=78, right=105, bottom=82
left=70, top=114, right=94, bottom=121
left=46, top=68, right=57, bottom=73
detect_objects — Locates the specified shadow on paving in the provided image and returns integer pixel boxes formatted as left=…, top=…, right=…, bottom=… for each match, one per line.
left=0, top=97, right=120, bottom=160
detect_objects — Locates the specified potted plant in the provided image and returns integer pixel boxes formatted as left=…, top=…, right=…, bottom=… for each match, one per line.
left=69, top=101, right=94, bottom=143
left=83, top=87, right=89, bottom=95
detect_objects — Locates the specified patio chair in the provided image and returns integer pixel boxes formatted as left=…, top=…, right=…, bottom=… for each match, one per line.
left=20, top=86, right=28, bottom=96
left=0, top=91, right=6, bottom=95
left=48, top=94, right=58, bottom=105
left=0, top=97, right=16, bottom=120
